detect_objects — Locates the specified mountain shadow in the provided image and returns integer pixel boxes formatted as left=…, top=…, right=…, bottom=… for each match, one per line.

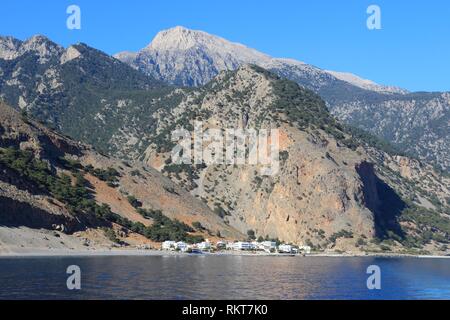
left=356, top=161, right=406, bottom=239
left=0, top=196, right=84, bottom=233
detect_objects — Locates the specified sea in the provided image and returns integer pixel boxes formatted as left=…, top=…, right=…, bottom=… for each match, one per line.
left=0, top=255, right=449, bottom=300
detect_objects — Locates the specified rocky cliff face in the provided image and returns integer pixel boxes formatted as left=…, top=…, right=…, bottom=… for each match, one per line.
left=140, top=65, right=450, bottom=253
left=142, top=66, right=373, bottom=246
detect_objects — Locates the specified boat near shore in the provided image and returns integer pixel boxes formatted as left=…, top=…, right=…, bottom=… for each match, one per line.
left=189, top=248, right=203, bottom=254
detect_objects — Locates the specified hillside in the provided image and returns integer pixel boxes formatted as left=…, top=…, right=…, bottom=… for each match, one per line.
left=140, top=65, right=450, bottom=254
left=0, top=33, right=449, bottom=255
left=0, top=35, right=171, bottom=153
left=114, top=26, right=449, bottom=172
left=0, top=101, right=241, bottom=254
left=1, top=32, right=448, bottom=172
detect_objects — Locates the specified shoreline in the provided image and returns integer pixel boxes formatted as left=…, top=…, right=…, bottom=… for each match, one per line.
left=1, top=248, right=449, bottom=259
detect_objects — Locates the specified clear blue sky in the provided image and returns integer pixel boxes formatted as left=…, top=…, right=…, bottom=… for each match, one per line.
left=1, top=0, right=449, bottom=92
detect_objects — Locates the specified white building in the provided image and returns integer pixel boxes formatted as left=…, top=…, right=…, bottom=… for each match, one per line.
left=175, top=241, right=188, bottom=252
left=298, top=245, right=311, bottom=254
left=252, top=241, right=263, bottom=250
left=261, top=241, right=277, bottom=252
left=197, top=241, right=211, bottom=250
left=162, top=241, right=176, bottom=250
left=233, top=242, right=253, bottom=251
left=225, top=242, right=235, bottom=250
left=278, top=244, right=294, bottom=253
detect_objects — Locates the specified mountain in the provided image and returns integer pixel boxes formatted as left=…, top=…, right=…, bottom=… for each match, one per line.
left=139, top=65, right=450, bottom=254
left=0, top=34, right=169, bottom=153
left=0, top=100, right=241, bottom=253
left=325, top=70, right=409, bottom=94
left=115, top=26, right=272, bottom=87
left=115, top=26, right=406, bottom=93
left=115, top=26, right=405, bottom=94
left=1, top=34, right=449, bottom=254
left=114, top=26, right=449, bottom=172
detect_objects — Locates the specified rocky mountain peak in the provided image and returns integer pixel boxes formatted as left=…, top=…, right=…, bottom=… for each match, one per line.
left=115, top=26, right=408, bottom=97
left=0, top=34, right=64, bottom=63
left=22, top=34, right=62, bottom=52
left=145, top=26, right=268, bottom=63
left=0, top=36, right=23, bottom=60
left=146, top=26, right=199, bottom=51
left=112, top=27, right=272, bottom=86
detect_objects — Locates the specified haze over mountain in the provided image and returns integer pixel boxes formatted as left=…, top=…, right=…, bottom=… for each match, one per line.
left=115, top=26, right=450, bottom=172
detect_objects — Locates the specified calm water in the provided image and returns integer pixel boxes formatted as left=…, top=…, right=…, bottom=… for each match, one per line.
left=0, top=255, right=449, bottom=300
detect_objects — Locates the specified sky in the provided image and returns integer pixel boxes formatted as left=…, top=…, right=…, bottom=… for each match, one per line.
left=1, top=0, right=449, bottom=92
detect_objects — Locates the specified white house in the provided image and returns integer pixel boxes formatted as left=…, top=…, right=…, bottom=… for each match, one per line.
left=175, top=241, right=188, bottom=252
left=261, top=241, right=277, bottom=252
left=251, top=241, right=262, bottom=250
left=298, top=245, right=311, bottom=254
left=233, top=242, right=252, bottom=251
left=225, top=242, right=235, bottom=250
left=162, top=241, right=176, bottom=250
left=278, top=244, right=294, bottom=253
left=197, top=241, right=211, bottom=250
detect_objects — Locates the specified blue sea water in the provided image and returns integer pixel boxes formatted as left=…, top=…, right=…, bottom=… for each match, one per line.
left=0, top=255, right=449, bottom=300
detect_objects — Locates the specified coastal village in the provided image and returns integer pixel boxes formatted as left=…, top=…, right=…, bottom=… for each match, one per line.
left=158, top=239, right=312, bottom=255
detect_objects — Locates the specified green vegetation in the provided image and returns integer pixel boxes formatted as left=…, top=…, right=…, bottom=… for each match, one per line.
left=127, top=195, right=142, bottom=208
left=329, top=230, right=354, bottom=244
left=271, top=78, right=337, bottom=132
left=162, top=163, right=205, bottom=190
left=247, top=229, right=256, bottom=240
left=0, top=147, right=131, bottom=230
left=0, top=146, right=203, bottom=244
left=130, top=169, right=142, bottom=177
left=102, top=227, right=120, bottom=244
left=355, top=238, right=367, bottom=247
left=213, top=204, right=228, bottom=218
left=20, top=110, right=30, bottom=123
left=262, top=235, right=282, bottom=246
left=398, top=204, right=450, bottom=247
left=136, top=208, right=202, bottom=243
left=84, top=165, right=120, bottom=187
left=343, top=125, right=409, bottom=157
left=192, top=221, right=204, bottom=231
left=279, top=150, right=289, bottom=163
left=0, top=147, right=93, bottom=214
left=58, top=157, right=83, bottom=172
left=269, top=76, right=410, bottom=157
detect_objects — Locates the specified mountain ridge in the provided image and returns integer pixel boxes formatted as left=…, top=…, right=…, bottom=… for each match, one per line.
left=1, top=33, right=449, bottom=254
left=114, top=26, right=407, bottom=94
left=113, top=26, right=449, bottom=171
